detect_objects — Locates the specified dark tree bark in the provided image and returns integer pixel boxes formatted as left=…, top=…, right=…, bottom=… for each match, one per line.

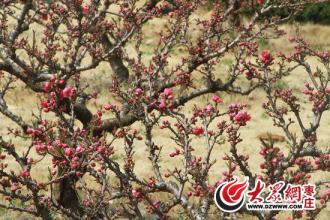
left=228, top=0, right=242, bottom=28
left=102, top=35, right=129, bottom=82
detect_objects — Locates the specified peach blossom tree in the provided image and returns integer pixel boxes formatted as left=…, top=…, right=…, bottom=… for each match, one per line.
left=0, top=0, right=328, bottom=219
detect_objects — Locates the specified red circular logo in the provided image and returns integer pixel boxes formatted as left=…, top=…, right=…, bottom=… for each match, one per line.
left=214, top=177, right=249, bottom=212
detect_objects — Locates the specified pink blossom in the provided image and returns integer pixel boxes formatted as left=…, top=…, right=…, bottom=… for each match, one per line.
left=61, top=87, right=76, bottom=99
left=192, top=127, right=204, bottom=136
left=35, top=144, right=44, bottom=153
left=234, top=111, right=251, bottom=125
left=325, top=188, right=330, bottom=196
left=61, top=87, right=72, bottom=98
left=205, top=105, right=214, bottom=114
left=20, top=169, right=30, bottom=178
left=260, top=50, right=273, bottom=65
left=104, top=104, right=112, bottom=111
left=76, top=145, right=84, bottom=153
left=64, top=148, right=74, bottom=156
left=98, top=146, right=105, bottom=154
left=72, top=157, right=79, bottom=161
left=132, top=189, right=142, bottom=199
left=288, top=36, right=295, bottom=43
left=82, top=5, right=90, bottom=15
left=325, top=87, right=330, bottom=94
left=302, top=89, right=312, bottom=95
left=43, top=81, right=52, bottom=92
left=71, top=161, right=79, bottom=169
left=163, top=88, right=173, bottom=99
left=47, top=145, right=54, bottom=152
left=259, top=148, right=265, bottom=155
left=159, top=99, right=166, bottom=109
left=26, top=127, right=34, bottom=134
left=212, top=95, right=223, bottom=104
left=134, top=88, right=143, bottom=96
left=40, top=101, right=49, bottom=108
left=27, top=157, right=33, bottom=164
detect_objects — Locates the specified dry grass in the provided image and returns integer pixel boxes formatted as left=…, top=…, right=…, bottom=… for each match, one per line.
left=1, top=20, right=330, bottom=219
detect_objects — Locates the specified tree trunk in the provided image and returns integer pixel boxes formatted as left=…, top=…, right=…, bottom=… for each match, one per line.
left=102, top=35, right=129, bottom=82
left=53, top=168, right=83, bottom=217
